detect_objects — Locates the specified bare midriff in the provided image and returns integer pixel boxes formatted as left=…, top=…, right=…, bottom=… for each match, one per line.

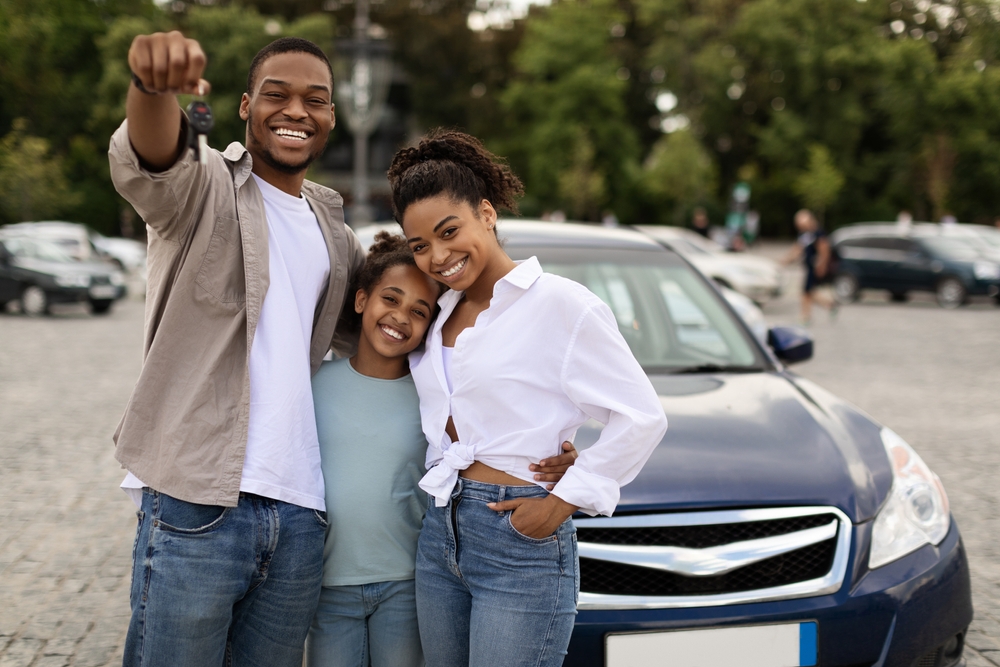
left=447, top=416, right=532, bottom=486
left=459, top=461, right=532, bottom=486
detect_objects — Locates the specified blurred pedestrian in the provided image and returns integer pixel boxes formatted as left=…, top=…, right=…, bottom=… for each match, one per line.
left=109, top=32, right=366, bottom=667
left=994, top=216, right=1000, bottom=231
left=897, top=209, right=913, bottom=232
left=601, top=209, right=620, bottom=227
left=783, top=209, right=838, bottom=325
left=691, top=207, right=710, bottom=238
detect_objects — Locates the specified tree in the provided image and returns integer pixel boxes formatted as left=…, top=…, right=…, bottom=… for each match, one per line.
left=0, top=119, right=80, bottom=222
left=642, top=129, right=717, bottom=225
left=793, top=144, right=844, bottom=222
left=499, top=0, right=641, bottom=219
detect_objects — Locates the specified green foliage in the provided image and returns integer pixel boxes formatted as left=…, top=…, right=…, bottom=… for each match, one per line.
left=643, top=129, right=718, bottom=224
left=499, top=0, right=640, bottom=219
left=793, top=144, right=844, bottom=220
left=0, top=119, right=81, bottom=222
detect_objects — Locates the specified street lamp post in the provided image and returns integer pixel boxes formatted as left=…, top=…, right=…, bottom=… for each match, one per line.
left=336, top=0, right=392, bottom=226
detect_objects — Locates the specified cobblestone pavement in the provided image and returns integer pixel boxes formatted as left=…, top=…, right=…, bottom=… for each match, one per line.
left=1, top=249, right=998, bottom=666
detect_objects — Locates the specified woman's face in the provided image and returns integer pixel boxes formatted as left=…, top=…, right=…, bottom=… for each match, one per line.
left=355, top=264, right=440, bottom=359
left=402, top=194, right=500, bottom=292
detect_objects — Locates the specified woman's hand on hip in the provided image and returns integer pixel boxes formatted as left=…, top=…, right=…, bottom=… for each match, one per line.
left=488, top=494, right=578, bottom=540
left=530, top=441, right=578, bottom=490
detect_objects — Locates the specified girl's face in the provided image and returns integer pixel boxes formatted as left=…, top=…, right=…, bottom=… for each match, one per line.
left=355, top=264, right=440, bottom=359
left=402, top=194, right=500, bottom=292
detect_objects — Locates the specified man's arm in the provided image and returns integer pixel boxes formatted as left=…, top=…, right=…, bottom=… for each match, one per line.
left=127, top=31, right=210, bottom=171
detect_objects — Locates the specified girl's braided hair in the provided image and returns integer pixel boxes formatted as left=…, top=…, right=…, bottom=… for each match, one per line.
left=387, top=129, right=524, bottom=222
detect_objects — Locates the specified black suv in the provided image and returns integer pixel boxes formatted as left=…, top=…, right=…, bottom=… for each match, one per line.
left=831, top=223, right=1000, bottom=308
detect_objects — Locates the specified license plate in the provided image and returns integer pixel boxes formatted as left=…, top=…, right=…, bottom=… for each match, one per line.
left=89, top=285, right=117, bottom=299
left=606, top=621, right=817, bottom=667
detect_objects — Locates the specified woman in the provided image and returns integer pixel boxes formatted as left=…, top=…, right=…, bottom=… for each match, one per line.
left=783, top=208, right=838, bottom=325
left=388, top=130, right=668, bottom=667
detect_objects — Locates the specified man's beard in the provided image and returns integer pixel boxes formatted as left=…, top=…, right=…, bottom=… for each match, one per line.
left=247, top=111, right=327, bottom=175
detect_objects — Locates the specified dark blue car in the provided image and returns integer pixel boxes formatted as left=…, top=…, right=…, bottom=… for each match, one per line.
left=831, top=223, right=1000, bottom=308
left=355, top=221, right=972, bottom=667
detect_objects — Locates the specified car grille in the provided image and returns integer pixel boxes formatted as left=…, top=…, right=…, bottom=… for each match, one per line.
left=575, top=507, right=852, bottom=610
left=91, top=275, right=111, bottom=285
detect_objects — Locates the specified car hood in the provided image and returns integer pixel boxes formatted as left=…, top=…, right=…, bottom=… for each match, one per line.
left=574, top=372, right=893, bottom=522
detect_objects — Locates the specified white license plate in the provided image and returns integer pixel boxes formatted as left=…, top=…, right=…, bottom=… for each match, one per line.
left=89, top=285, right=117, bottom=299
left=606, top=621, right=817, bottom=667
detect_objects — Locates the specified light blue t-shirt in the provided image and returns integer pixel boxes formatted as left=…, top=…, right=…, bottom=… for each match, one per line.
left=312, top=357, right=427, bottom=586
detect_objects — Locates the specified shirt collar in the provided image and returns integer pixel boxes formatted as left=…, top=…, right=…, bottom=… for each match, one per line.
left=436, top=256, right=542, bottom=308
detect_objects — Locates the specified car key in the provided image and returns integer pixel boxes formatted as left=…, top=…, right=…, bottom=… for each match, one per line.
left=186, top=98, right=214, bottom=166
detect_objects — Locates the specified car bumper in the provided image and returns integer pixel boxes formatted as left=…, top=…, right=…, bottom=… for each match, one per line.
left=967, top=278, right=1000, bottom=297
left=566, top=519, right=972, bottom=667
left=46, top=284, right=126, bottom=304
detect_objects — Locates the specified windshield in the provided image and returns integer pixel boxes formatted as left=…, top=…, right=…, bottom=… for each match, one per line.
left=513, top=247, right=764, bottom=373
left=2, top=237, right=76, bottom=263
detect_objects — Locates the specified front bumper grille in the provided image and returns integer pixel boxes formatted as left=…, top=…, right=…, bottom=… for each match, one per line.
left=575, top=506, right=852, bottom=610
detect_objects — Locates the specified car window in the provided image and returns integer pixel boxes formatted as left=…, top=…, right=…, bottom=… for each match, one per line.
left=2, top=237, right=76, bottom=262
left=534, top=254, right=760, bottom=371
left=919, top=237, right=981, bottom=261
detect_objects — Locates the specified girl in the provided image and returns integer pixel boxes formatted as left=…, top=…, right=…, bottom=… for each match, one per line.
left=388, top=130, right=668, bottom=667
left=307, top=232, right=578, bottom=667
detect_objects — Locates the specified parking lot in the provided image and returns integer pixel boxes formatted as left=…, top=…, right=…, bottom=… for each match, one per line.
left=1, top=250, right=999, bottom=667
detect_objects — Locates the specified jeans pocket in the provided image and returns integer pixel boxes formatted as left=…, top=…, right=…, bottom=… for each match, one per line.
left=505, top=512, right=559, bottom=545
left=153, top=493, right=231, bottom=534
left=313, top=509, right=330, bottom=529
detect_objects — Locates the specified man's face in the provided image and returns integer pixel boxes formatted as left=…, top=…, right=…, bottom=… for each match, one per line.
left=239, top=52, right=335, bottom=175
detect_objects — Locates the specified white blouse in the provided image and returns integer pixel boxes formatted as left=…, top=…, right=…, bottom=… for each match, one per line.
left=409, top=257, right=668, bottom=517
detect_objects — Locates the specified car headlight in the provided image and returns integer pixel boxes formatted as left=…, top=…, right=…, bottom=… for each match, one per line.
left=973, top=260, right=1000, bottom=280
left=55, top=274, right=91, bottom=288
left=110, top=271, right=125, bottom=287
left=869, top=428, right=950, bottom=569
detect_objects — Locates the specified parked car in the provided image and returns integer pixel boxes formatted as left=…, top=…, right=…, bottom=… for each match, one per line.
left=634, top=225, right=783, bottom=304
left=355, top=220, right=971, bottom=667
left=2, top=221, right=147, bottom=272
left=354, top=221, right=771, bottom=342
left=831, top=223, right=1000, bottom=308
left=0, top=235, right=126, bottom=315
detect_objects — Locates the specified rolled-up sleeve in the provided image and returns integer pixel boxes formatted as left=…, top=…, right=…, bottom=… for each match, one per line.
left=553, top=302, right=668, bottom=516
left=108, top=119, right=206, bottom=242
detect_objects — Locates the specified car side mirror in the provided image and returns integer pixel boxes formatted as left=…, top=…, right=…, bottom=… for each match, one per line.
left=767, top=326, right=813, bottom=364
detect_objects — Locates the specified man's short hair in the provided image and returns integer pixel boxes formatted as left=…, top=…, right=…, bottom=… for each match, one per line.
left=246, top=37, right=334, bottom=94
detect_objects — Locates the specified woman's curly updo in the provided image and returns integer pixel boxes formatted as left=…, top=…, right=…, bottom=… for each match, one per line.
left=387, top=129, right=524, bottom=222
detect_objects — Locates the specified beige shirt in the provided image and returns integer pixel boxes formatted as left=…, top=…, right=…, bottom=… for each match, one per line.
left=108, top=120, right=365, bottom=507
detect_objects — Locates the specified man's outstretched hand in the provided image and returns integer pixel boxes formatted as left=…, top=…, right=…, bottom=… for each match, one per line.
left=530, top=441, right=579, bottom=490
left=129, top=31, right=210, bottom=96
left=126, top=31, right=212, bottom=170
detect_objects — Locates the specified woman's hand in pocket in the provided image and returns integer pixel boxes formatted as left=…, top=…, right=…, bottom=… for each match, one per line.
left=488, top=494, right=578, bottom=540
left=530, top=441, right=578, bottom=490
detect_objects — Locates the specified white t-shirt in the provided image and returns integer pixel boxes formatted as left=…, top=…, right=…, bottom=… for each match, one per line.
left=122, top=174, right=331, bottom=510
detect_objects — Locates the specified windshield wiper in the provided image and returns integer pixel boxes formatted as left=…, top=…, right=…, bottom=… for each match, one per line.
left=670, top=364, right=764, bottom=374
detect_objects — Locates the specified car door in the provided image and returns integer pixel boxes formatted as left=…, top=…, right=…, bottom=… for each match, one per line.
left=836, top=237, right=896, bottom=288
left=892, top=238, right=937, bottom=291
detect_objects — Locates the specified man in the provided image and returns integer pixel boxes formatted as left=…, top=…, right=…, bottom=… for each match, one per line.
left=109, top=32, right=365, bottom=666
left=691, top=206, right=710, bottom=238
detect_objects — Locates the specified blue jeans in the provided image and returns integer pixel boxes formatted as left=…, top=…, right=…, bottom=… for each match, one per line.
left=306, top=579, right=423, bottom=667
left=415, top=479, right=578, bottom=667
left=123, top=489, right=326, bottom=667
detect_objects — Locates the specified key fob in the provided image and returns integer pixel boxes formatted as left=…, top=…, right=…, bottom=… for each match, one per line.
left=186, top=100, right=214, bottom=165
